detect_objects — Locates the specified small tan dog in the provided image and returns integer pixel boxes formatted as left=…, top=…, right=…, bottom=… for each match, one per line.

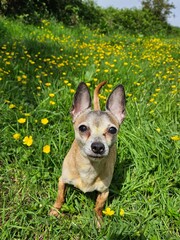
left=50, top=81, right=125, bottom=223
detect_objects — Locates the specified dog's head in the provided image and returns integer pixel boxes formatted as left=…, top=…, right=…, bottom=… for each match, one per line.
left=70, top=82, right=125, bottom=160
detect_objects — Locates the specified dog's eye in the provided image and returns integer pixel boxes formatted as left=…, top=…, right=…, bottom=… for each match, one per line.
left=79, top=125, right=88, bottom=132
left=108, top=127, right=117, bottom=134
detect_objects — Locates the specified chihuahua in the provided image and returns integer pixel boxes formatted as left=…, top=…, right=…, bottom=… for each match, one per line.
left=50, top=81, right=125, bottom=223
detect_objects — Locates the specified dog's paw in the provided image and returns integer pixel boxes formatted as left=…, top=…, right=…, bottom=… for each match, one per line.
left=95, top=215, right=103, bottom=229
left=49, top=208, right=59, bottom=217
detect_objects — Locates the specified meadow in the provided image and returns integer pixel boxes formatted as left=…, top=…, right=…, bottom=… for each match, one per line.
left=0, top=17, right=179, bottom=239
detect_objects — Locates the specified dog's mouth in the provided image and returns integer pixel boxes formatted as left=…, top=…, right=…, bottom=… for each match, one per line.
left=88, top=154, right=105, bottom=159
left=87, top=152, right=108, bottom=160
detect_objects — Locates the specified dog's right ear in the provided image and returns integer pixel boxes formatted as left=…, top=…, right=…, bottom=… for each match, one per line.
left=70, top=82, right=91, bottom=121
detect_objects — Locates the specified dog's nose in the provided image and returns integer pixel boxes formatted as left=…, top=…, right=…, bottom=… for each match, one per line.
left=91, top=142, right=105, bottom=155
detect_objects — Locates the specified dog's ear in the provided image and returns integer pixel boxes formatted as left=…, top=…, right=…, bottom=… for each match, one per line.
left=106, top=85, right=125, bottom=124
left=71, top=82, right=91, bottom=121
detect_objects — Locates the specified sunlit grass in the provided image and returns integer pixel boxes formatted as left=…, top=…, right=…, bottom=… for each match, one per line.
left=0, top=17, right=179, bottom=239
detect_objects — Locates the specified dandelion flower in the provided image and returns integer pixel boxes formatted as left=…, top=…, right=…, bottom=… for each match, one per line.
left=23, top=136, right=33, bottom=146
left=102, top=207, right=115, bottom=216
left=41, top=118, right=49, bottom=125
left=50, top=101, right=56, bottom=105
left=49, top=93, right=55, bottom=98
left=18, top=118, right=26, bottom=124
left=9, top=104, right=16, bottom=109
left=70, top=89, right=75, bottom=93
left=24, top=113, right=31, bottom=117
left=149, top=98, right=155, bottom=103
left=149, top=110, right=154, bottom=115
left=120, top=208, right=125, bottom=217
left=13, top=133, right=21, bottom=140
left=156, top=128, right=161, bottom=133
left=43, top=145, right=51, bottom=154
left=171, top=136, right=180, bottom=141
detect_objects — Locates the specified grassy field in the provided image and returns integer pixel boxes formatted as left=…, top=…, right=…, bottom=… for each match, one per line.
left=0, top=17, right=179, bottom=239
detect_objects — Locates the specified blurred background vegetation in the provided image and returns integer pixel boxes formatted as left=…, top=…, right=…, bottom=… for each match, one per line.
left=0, top=0, right=178, bottom=35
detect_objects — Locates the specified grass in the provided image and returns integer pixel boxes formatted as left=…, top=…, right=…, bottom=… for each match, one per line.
left=0, top=17, right=179, bottom=239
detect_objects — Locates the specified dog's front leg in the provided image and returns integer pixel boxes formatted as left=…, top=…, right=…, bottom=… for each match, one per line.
left=49, top=176, right=66, bottom=217
left=94, top=190, right=109, bottom=226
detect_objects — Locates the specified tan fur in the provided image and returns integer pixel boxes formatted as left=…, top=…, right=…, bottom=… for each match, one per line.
left=50, top=82, right=125, bottom=227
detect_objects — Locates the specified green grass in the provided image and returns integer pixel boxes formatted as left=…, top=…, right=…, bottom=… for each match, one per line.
left=0, top=17, right=179, bottom=239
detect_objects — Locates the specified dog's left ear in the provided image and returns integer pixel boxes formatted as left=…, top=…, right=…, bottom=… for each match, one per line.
left=106, top=85, right=125, bottom=124
left=71, top=82, right=91, bottom=121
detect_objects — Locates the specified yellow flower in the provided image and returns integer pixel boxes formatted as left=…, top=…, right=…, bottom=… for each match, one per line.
left=134, top=82, right=140, bottom=86
left=24, top=113, right=31, bottom=117
left=120, top=208, right=125, bottom=217
left=102, top=207, right=115, bottom=216
left=49, top=93, right=55, bottom=98
left=9, top=104, right=16, bottom=109
left=149, top=110, right=154, bottom=114
left=41, top=118, right=49, bottom=125
left=155, top=88, right=161, bottom=92
left=70, top=89, right=75, bottom=93
left=18, top=118, right=26, bottom=124
left=156, top=128, right=161, bottom=133
left=171, top=89, right=177, bottom=94
left=13, top=133, right=21, bottom=140
left=43, top=145, right=51, bottom=154
left=22, top=74, right=27, bottom=79
left=45, top=82, right=51, bottom=87
left=49, top=101, right=56, bottom=105
left=107, top=84, right=113, bottom=88
left=149, top=98, right=155, bottom=103
left=171, top=136, right=180, bottom=141
left=23, top=136, right=33, bottom=146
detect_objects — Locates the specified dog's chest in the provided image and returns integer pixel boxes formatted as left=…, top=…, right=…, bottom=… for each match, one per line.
left=78, top=164, right=107, bottom=192
left=62, top=160, right=109, bottom=193
left=79, top=164, right=98, bottom=183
